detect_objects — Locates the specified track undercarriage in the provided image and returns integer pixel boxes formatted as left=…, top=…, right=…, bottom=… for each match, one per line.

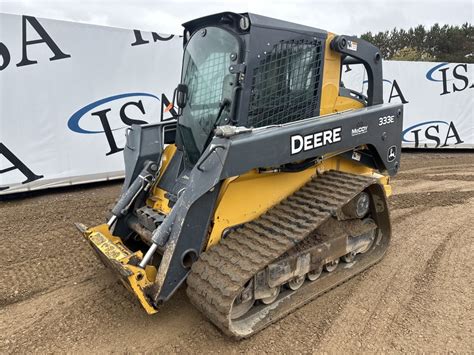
left=187, top=170, right=391, bottom=338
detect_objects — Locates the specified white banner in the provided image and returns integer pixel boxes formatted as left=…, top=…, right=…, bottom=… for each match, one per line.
left=0, top=13, right=182, bottom=194
left=342, top=60, right=473, bottom=149
left=1, top=14, right=472, bottom=195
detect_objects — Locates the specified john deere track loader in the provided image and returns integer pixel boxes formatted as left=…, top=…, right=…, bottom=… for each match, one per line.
left=76, top=12, right=403, bottom=337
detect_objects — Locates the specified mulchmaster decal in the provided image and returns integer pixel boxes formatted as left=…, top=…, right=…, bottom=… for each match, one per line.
left=291, top=127, right=342, bottom=155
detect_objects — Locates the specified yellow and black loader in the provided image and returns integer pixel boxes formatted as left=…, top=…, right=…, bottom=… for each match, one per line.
left=76, top=12, right=403, bottom=337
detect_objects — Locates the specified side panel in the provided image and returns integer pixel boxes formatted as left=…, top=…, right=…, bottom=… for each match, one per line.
left=207, top=156, right=381, bottom=248
left=208, top=169, right=315, bottom=248
left=221, top=104, right=403, bottom=178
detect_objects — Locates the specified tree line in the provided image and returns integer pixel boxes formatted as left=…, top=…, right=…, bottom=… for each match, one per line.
left=360, top=23, right=473, bottom=63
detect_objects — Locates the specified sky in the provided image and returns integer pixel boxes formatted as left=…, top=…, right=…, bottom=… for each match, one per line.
left=0, top=0, right=472, bottom=36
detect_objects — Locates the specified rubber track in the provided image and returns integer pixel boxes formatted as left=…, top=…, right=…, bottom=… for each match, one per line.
left=186, top=170, right=377, bottom=337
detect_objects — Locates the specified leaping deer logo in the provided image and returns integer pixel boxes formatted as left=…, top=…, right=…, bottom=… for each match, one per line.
left=387, top=145, right=397, bottom=162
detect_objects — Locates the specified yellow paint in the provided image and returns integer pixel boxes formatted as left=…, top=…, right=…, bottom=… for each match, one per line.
left=83, top=224, right=158, bottom=314
left=320, top=33, right=341, bottom=115
left=148, top=144, right=177, bottom=214
left=320, top=33, right=365, bottom=115
left=333, top=95, right=364, bottom=111
left=206, top=168, right=317, bottom=248
left=125, top=264, right=158, bottom=314
left=89, top=232, right=129, bottom=260
left=206, top=156, right=392, bottom=249
left=378, top=175, right=392, bottom=197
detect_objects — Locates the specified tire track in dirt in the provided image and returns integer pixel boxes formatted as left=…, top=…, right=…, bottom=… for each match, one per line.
left=0, top=271, right=205, bottom=353
left=398, top=173, right=474, bottom=181
left=385, top=222, right=474, bottom=352
left=0, top=184, right=120, bottom=306
left=314, top=203, right=474, bottom=352
left=311, top=154, right=474, bottom=353
left=0, top=226, right=104, bottom=307
left=390, top=190, right=474, bottom=209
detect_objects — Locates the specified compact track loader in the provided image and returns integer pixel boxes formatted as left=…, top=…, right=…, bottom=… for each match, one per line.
left=76, top=12, right=403, bottom=338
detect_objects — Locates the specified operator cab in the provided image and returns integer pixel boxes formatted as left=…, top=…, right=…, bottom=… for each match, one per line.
left=174, top=12, right=329, bottom=167
left=173, top=12, right=380, bottom=168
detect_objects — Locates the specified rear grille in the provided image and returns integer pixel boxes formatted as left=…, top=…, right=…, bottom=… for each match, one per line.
left=247, top=39, right=323, bottom=128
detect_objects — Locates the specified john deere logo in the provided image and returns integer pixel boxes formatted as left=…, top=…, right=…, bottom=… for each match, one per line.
left=387, top=145, right=397, bottom=162
left=291, top=127, right=342, bottom=155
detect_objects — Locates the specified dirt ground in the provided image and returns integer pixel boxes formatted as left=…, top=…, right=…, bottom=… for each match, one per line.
left=1, top=151, right=473, bottom=353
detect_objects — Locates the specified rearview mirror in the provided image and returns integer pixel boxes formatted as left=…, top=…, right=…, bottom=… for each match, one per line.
left=176, top=84, right=188, bottom=109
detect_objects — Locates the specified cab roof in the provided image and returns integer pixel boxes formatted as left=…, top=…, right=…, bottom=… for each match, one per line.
left=182, top=12, right=327, bottom=37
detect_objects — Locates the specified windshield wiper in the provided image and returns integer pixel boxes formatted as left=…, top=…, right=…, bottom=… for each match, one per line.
left=212, top=98, right=231, bottom=129
left=202, top=99, right=231, bottom=148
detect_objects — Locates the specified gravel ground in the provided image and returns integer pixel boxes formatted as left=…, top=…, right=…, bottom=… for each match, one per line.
left=0, top=151, right=473, bottom=353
